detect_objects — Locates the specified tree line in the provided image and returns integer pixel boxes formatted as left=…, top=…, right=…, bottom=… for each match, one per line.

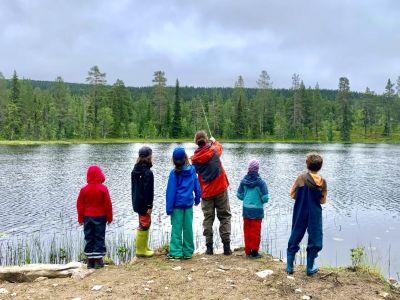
left=0, top=66, right=399, bottom=142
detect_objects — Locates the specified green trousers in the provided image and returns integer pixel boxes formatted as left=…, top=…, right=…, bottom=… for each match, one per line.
left=169, top=207, right=194, bottom=257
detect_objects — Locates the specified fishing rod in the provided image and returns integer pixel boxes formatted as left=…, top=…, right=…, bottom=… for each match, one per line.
left=200, top=100, right=213, bottom=138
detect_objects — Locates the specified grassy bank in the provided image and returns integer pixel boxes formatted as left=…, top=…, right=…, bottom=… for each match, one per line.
left=0, top=251, right=399, bottom=299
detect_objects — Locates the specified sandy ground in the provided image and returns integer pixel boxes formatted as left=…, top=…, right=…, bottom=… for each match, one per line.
left=0, top=250, right=399, bottom=300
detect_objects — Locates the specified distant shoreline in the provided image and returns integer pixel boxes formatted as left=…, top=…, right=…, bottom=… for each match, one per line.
left=1, top=138, right=400, bottom=146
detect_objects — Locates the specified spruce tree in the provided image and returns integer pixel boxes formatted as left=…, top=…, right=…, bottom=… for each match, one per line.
left=171, top=79, right=182, bottom=138
left=337, top=77, right=352, bottom=141
left=383, top=78, right=395, bottom=136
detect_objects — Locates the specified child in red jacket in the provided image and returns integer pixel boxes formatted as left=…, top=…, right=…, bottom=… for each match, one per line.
left=77, top=165, right=113, bottom=269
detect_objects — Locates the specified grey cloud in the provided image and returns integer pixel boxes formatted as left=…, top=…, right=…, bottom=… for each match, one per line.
left=0, top=0, right=399, bottom=92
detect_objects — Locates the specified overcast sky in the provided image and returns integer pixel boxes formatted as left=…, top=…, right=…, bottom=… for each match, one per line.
left=0, top=0, right=399, bottom=92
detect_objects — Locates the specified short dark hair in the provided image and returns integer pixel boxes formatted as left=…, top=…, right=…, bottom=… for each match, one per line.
left=306, top=152, right=323, bottom=172
left=194, top=130, right=208, bottom=146
left=136, top=155, right=153, bottom=167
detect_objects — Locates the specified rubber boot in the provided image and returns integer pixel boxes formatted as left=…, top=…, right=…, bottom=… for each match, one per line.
left=286, top=254, right=295, bottom=274
left=223, top=242, right=232, bottom=256
left=306, top=254, right=319, bottom=276
left=206, top=243, right=214, bottom=255
left=249, top=250, right=262, bottom=259
left=94, top=258, right=104, bottom=269
left=87, top=258, right=95, bottom=269
left=135, top=230, right=154, bottom=257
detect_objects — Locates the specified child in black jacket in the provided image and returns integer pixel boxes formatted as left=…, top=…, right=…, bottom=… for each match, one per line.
left=131, top=146, right=154, bottom=257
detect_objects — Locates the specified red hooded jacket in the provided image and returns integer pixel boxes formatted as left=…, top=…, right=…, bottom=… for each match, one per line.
left=191, top=141, right=229, bottom=198
left=76, top=165, right=113, bottom=223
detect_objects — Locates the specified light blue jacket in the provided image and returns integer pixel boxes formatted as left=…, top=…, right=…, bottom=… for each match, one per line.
left=237, top=172, right=269, bottom=219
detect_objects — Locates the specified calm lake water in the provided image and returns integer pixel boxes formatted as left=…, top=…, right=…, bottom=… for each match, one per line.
left=0, top=143, right=399, bottom=277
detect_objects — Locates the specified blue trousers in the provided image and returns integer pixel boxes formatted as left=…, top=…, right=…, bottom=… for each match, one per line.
left=84, top=216, right=106, bottom=258
left=287, top=187, right=323, bottom=259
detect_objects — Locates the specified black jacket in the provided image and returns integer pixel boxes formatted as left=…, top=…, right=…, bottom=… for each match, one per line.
left=131, top=164, right=154, bottom=215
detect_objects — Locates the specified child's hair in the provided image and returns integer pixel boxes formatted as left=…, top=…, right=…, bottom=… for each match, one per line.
left=136, top=155, right=153, bottom=166
left=306, top=152, right=323, bottom=172
left=174, top=155, right=190, bottom=172
left=194, top=130, right=208, bottom=147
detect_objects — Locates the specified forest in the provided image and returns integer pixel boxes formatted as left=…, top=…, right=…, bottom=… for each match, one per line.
left=0, top=66, right=399, bottom=142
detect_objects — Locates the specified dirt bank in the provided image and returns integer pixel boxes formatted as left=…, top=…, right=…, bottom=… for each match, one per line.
left=0, top=250, right=399, bottom=300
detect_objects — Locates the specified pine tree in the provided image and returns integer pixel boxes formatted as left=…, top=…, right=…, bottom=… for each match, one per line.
left=383, top=79, right=395, bottom=136
left=256, top=70, right=274, bottom=136
left=152, top=70, right=167, bottom=136
left=171, top=79, right=182, bottom=138
left=311, top=83, right=323, bottom=139
left=337, top=77, right=352, bottom=141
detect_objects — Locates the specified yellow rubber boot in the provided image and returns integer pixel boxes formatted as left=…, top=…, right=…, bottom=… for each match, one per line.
left=135, top=230, right=154, bottom=257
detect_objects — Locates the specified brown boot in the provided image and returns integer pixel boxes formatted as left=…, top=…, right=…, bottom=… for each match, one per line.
left=87, top=258, right=95, bottom=269
left=94, top=258, right=104, bottom=269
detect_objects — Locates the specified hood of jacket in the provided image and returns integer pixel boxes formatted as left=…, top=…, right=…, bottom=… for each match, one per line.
left=132, top=164, right=151, bottom=176
left=192, top=144, right=214, bottom=163
left=241, top=172, right=263, bottom=188
left=305, top=172, right=323, bottom=189
left=86, top=165, right=105, bottom=184
left=175, top=164, right=195, bottom=177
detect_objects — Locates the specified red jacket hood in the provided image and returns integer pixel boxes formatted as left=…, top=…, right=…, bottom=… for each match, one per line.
left=192, top=144, right=215, bottom=163
left=86, top=165, right=105, bottom=184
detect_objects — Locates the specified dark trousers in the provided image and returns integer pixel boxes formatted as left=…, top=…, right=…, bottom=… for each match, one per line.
left=287, top=196, right=323, bottom=259
left=243, top=218, right=262, bottom=255
left=201, top=190, right=231, bottom=244
left=84, top=216, right=107, bottom=259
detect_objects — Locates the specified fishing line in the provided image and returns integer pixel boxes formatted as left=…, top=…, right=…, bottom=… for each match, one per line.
left=200, top=100, right=212, bottom=138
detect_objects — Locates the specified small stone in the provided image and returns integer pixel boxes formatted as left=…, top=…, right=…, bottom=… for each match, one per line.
left=34, top=276, right=48, bottom=282
left=147, top=280, right=155, bottom=284
left=91, top=285, right=103, bottom=291
left=295, top=288, right=302, bottom=294
left=200, top=257, right=208, bottom=260
left=0, top=288, right=9, bottom=294
left=187, top=276, right=193, bottom=281
left=388, top=278, right=397, bottom=285
left=287, top=275, right=295, bottom=280
left=218, top=265, right=230, bottom=270
left=52, top=284, right=59, bottom=287
left=226, top=278, right=235, bottom=284
left=216, top=268, right=226, bottom=273
left=172, top=266, right=182, bottom=271
left=191, top=268, right=195, bottom=272
left=106, top=287, right=113, bottom=293
left=11, top=293, right=17, bottom=297
left=255, top=269, right=274, bottom=278
left=165, top=287, right=169, bottom=290
left=144, top=288, right=150, bottom=292
left=379, top=291, right=389, bottom=298
left=301, top=296, right=311, bottom=300
left=71, top=298, right=81, bottom=300
left=206, top=270, right=213, bottom=274
left=273, top=258, right=281, bottom=262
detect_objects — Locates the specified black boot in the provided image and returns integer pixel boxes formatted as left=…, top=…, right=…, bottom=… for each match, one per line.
left=249, top=250, right=262, bottom=259
left=223, top=242, right=232, bottom=256
left=87, top=258, right=95, bottom=269
left=206, top=243, right=214, bottom=255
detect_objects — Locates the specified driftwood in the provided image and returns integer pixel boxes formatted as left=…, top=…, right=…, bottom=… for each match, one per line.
left=0, top=262, right=94, bottom=282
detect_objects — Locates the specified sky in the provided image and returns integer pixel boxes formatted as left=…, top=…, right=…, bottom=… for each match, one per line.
left=0, top=0, right=399, bottom=92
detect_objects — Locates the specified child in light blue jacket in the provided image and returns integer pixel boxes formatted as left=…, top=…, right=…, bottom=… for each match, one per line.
left=237, top=160, right=269, bottom=258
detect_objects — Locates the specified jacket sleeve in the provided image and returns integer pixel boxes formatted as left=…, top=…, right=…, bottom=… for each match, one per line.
left=76, top=188, right=85, bottom=223
left=103, top=186, right=113, bottom=223
left=213, top=140, right=223, bottom=156
left=236, top=181, right=244, bottom=200
left=289, top=176, right=301, bottom=200
left=144, top=170, right=154, bottom=210
left=193, top=172, right=201, bottom=205
left=320, top=179, right=328, bottom=204
left=166, top=171, right=176, bottom=215
left=260, top=180, right=270, bottom=203
left=131, top=170, right=135, bottom=211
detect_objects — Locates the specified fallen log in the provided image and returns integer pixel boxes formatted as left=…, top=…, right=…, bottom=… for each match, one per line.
left=0, top=262, right=93, bottom=282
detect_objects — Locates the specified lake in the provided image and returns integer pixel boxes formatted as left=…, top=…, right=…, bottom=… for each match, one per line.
left=0, top=143, right=399, bottom=278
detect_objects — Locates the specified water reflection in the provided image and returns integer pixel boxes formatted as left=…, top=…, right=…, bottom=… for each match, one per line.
left=0, top=143, right=399, bottom=276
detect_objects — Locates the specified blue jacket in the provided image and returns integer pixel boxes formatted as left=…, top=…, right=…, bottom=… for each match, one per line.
left=237, top=172, right=269, bottom=219
left=166, top=165, right=201, bottom=215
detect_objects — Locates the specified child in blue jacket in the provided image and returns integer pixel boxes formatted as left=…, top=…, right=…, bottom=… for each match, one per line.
left=166, top=147, right=201, bottom=259
left=237, top=160, right=269, bottom=258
